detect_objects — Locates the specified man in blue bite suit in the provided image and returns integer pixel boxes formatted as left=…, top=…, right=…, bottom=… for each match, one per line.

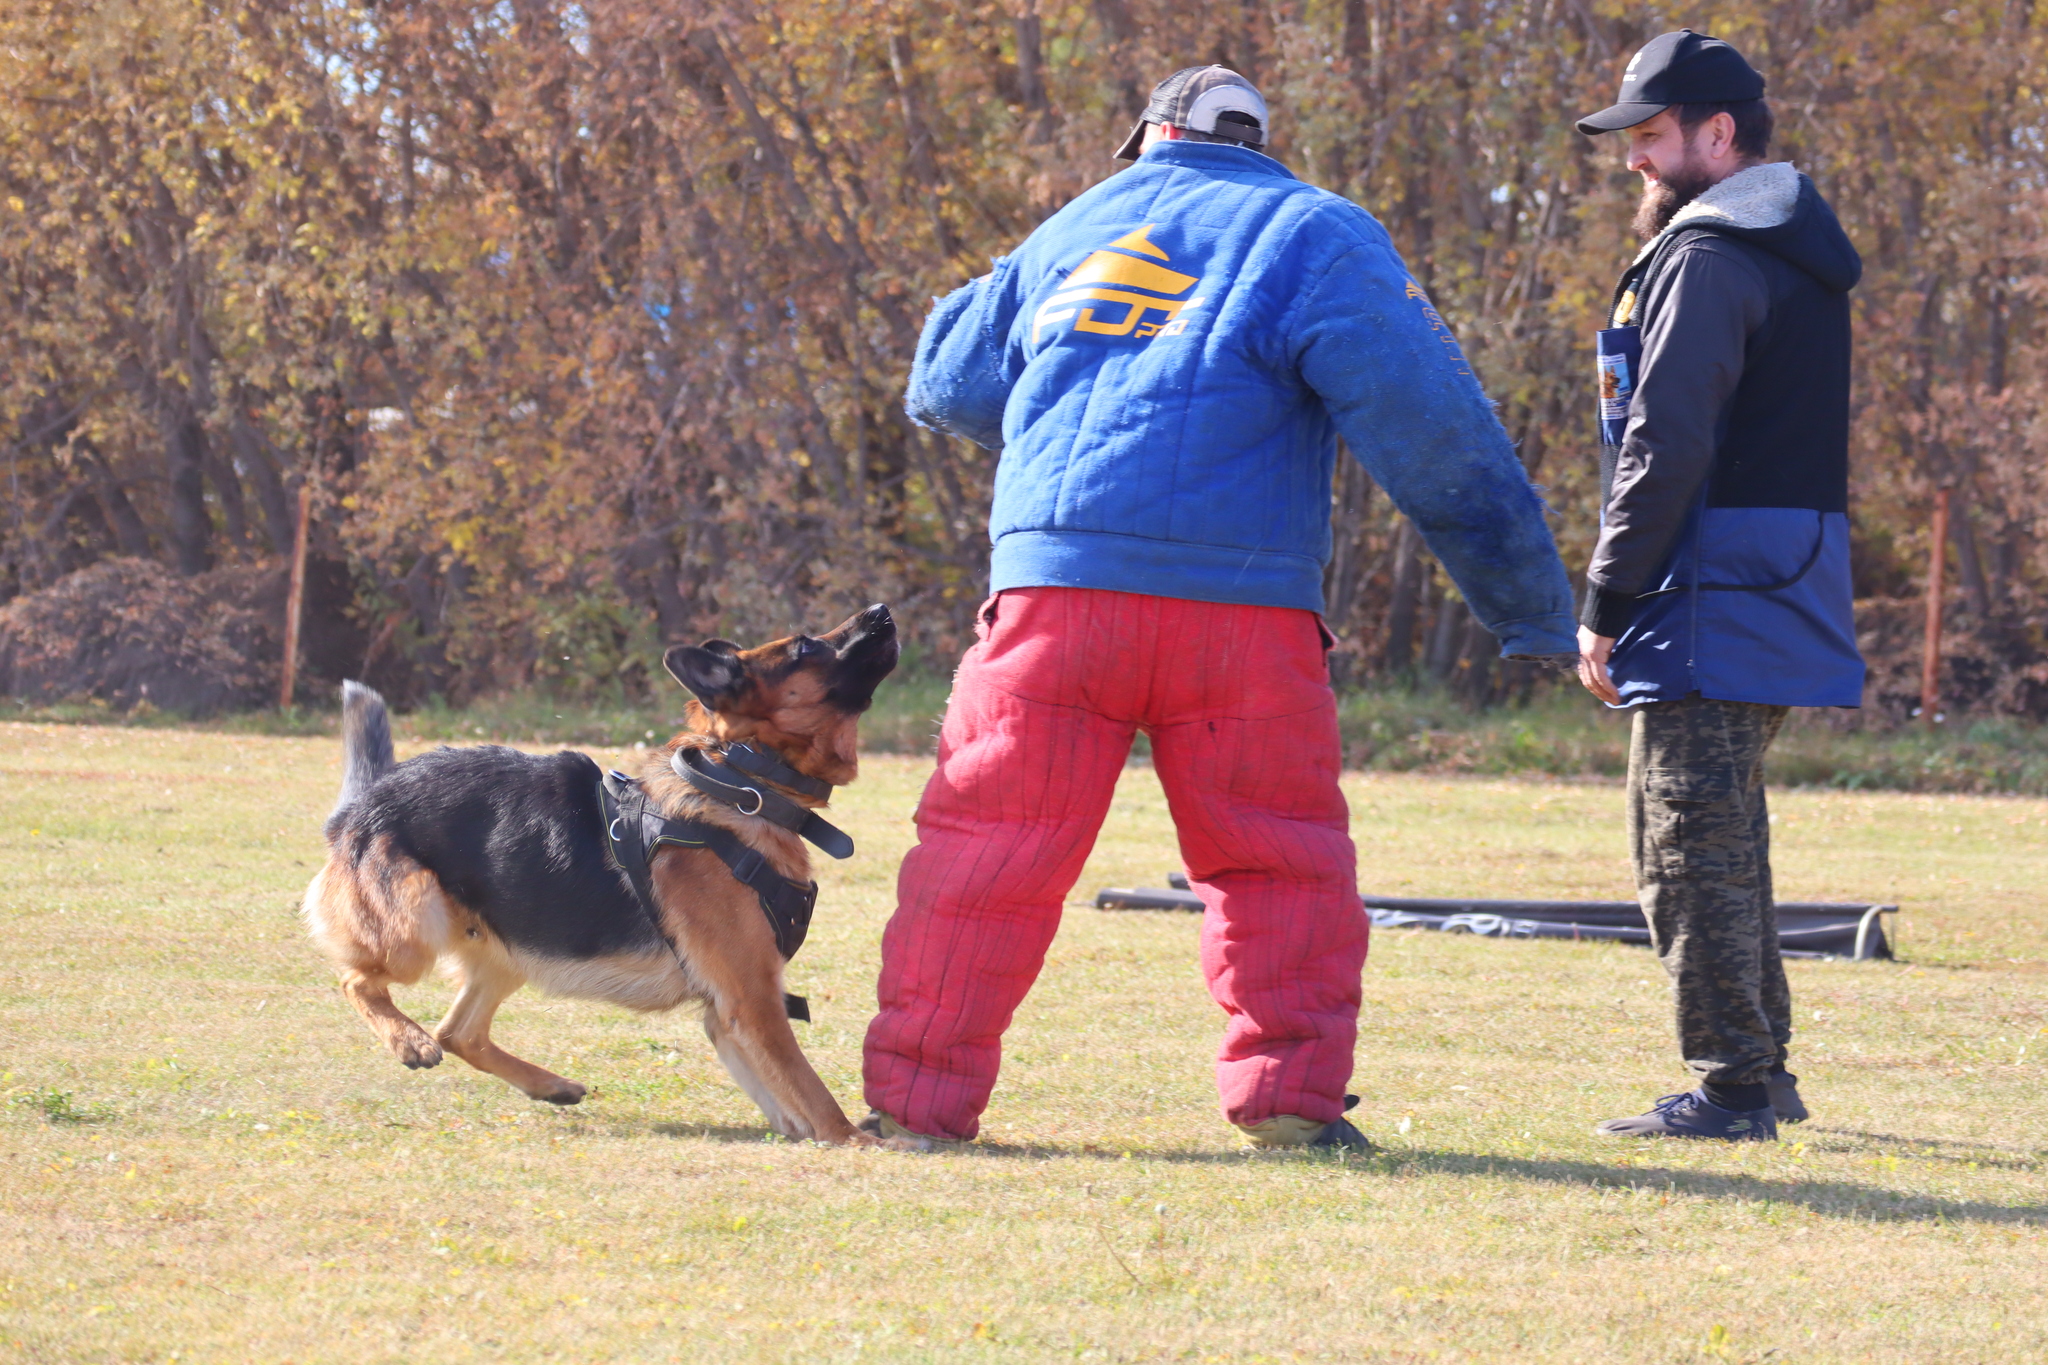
left=860, top=66, right=1580, bottom=1152
left=1572, top=31, right=1866, bottom=1141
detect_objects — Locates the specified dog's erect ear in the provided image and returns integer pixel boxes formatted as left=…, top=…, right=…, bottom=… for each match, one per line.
left=663, top=641, right=748, bottom=709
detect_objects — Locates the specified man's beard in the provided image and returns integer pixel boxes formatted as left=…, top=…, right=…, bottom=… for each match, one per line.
left=1632, top=148, right=1715, bottom=240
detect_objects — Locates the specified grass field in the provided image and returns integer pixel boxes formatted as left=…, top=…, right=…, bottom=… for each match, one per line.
left=2, top=720, right=2045, bottom=1363
left=26, top=675, right=2048, bottom=794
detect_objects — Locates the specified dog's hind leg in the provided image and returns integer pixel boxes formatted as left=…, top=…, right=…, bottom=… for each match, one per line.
left=435, top=939, right=587, bottom=1105
left=304, top=850, right=448, bottom=1071
left=341, top=969, right=443, bottom=1070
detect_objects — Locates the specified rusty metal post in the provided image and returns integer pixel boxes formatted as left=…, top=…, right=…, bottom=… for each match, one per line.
left=1919, top=486, right=1950, bottom=724
left=279, top=480, right=313, bottom=711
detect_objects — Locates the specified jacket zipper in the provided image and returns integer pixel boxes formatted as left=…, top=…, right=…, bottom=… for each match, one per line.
left=1685, top=486, right=1708, bottom=691
left=1615, top=233, right=1705, bottom=697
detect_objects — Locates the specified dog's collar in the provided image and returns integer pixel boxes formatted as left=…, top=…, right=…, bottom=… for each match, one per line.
left=718, top=741, right=834, bottom=800
left=671, top=745, right=855, bottom=860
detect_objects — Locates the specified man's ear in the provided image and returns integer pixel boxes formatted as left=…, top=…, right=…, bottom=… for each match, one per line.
left=663, top=641, right=748, bottom=709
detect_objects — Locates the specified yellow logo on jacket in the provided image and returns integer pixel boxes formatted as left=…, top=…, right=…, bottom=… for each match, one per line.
left=1404, top=278, right=1472, bottom=378
left=1032, top=226, right=1203, bottom=343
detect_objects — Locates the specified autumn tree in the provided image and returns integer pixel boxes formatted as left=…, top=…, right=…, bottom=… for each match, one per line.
left=2, top=0, right=2043, bottom=715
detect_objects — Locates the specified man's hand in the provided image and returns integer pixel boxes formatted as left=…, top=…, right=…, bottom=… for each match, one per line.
left=1576, top=625, right=1620, bottom=705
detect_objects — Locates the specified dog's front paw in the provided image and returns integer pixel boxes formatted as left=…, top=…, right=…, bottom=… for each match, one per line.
left=395, top=1034, right=443, bottom=1069
left=534, top=1079, right=587, bottom=1105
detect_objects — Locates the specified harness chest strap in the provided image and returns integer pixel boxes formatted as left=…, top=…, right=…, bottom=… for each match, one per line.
left=597, top=771, right=816, bottom=1022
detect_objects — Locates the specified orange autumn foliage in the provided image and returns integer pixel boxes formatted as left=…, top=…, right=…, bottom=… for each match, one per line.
left=1, top=0, right=2044, bottom=712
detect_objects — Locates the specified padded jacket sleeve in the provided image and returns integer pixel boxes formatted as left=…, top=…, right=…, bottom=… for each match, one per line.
left=903, top=258, right=1024, bottom=452
left=1294, top=239, right=1578, bottom=660
left=1582, top=238, right=1771, bottom=636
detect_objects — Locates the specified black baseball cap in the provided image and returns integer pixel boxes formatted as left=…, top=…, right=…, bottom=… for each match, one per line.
left=1575, top=30, right=1766, bottom=135
left=1114, top=65, right=1268, bottom=161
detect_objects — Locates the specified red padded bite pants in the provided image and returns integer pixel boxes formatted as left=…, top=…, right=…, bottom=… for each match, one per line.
left=862, top=586, right=1368, bottom=1141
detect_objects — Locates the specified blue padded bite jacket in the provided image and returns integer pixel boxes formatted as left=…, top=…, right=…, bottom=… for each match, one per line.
left=903, top=139, right=1577, bottom=660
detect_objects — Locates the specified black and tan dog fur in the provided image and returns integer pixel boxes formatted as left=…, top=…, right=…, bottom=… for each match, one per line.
left=301, top=604, right=898, bottom=1146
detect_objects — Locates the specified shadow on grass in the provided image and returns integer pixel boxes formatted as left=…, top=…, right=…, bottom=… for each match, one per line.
left=1369, top=1146, right=2048, bottom=1226
left=1802, top=1126, right=2046, bottom=1170
left=651, top=1121, right=792, bottom=1144
left=651, top=1123, right=2047, bottom=1226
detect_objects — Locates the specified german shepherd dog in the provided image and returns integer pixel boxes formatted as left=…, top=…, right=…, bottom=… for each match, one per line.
left=302, top=604, right=898, bottom=1146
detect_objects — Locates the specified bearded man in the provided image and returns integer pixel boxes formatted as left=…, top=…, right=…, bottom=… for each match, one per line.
left=1573, top=31, right=1865, bottom=1140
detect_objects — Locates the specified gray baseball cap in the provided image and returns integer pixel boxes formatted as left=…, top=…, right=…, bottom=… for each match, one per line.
left=1114, top=65, right=1269, bottom=161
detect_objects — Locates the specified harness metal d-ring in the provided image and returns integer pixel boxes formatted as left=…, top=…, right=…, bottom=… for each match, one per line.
left=736, top=787, right=765, bottom=817
left=608, top=817, right=624, bottom=843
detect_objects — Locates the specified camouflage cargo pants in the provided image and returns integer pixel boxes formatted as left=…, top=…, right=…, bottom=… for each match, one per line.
left=1628, top=694, right=1793, bottom=1087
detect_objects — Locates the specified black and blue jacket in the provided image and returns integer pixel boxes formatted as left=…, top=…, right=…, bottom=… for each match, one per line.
left=1586, top=162, right=1866, bottom=708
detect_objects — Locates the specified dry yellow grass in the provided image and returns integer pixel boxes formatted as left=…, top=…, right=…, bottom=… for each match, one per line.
left=1, top=720, right=2044, bottom=1363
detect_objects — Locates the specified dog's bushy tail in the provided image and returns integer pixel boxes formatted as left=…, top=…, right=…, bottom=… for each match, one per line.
left=336, top=680, right=395, bottom=814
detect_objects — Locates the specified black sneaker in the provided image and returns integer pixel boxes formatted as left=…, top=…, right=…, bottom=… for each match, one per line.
left=1766, top=1068, right=1809, bottom=1125
left=1595, top=1090, right=1778, bottom=1142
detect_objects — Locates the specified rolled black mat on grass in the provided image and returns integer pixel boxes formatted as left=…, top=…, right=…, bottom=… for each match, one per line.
left=1093, top=874, right=1898, bottom=961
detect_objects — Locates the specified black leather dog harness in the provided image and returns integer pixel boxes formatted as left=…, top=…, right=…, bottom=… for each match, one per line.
left=597, top=745, right=853, bottom=1023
